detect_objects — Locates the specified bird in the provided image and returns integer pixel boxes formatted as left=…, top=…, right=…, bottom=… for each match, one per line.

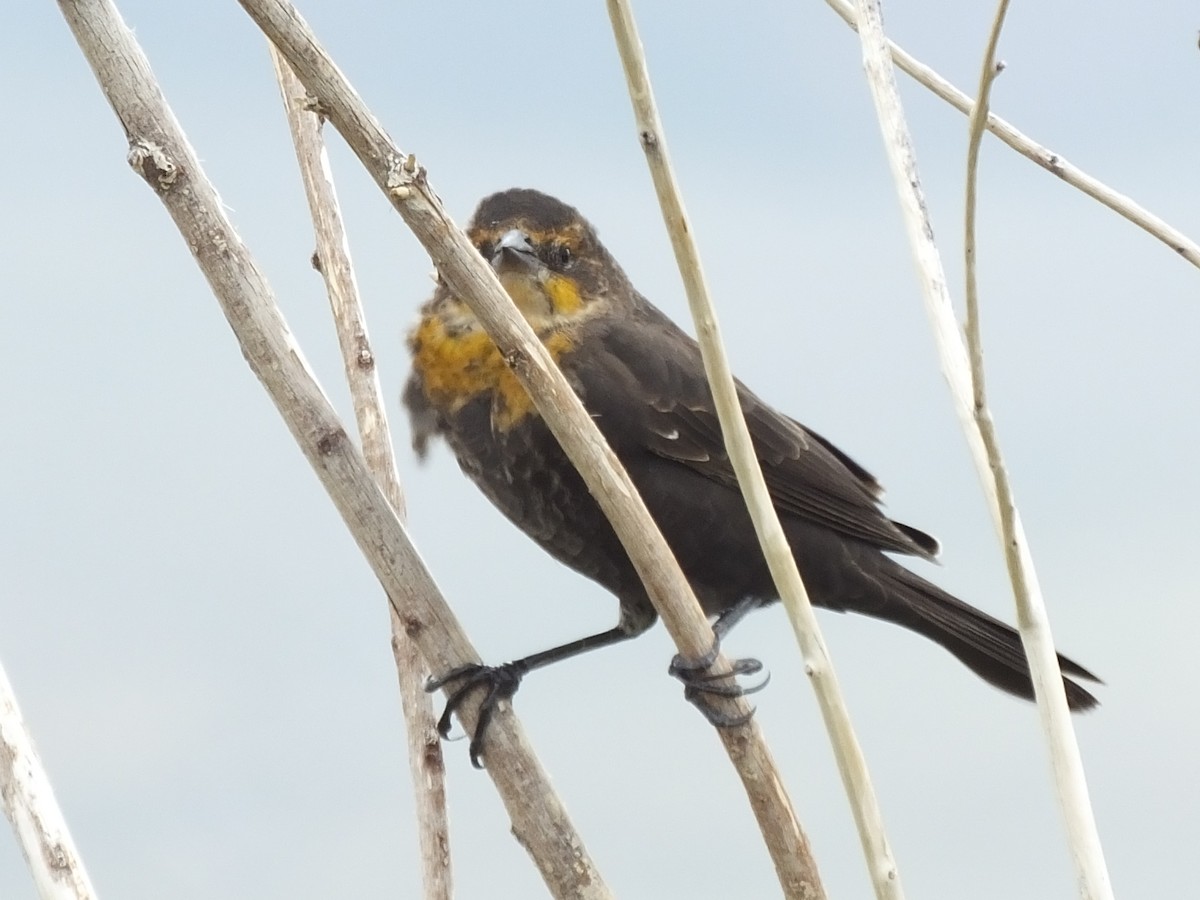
left=403, top=187, right=1099, bottom=767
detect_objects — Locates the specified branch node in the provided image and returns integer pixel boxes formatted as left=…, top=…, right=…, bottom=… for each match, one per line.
left=315, top=425, right=347, bottom=456
left=355, top=343, right=374, bottom=369
left=301, top=92, right=330, bottom=121
left=399, top=612, right=425, bottom=639
left=386, top=154, right=425, bottom=201
left=502, top=346, right=528, bottom=372
left=127, top=139, right=179, bottom=190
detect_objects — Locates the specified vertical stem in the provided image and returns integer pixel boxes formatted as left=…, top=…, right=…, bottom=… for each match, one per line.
left=270, top=51, right=452, bottom=900
left=963, top=5, right=1113, bottom=899
left=607, top=3, right=905, bottom=898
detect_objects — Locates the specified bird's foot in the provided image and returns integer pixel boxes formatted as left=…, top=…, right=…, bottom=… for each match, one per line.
left=426, top=661, right=528, bottom=768
left=668, top=642, right=769, bottom=727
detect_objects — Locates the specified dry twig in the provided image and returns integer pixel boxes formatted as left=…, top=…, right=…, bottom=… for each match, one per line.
left=963, top=5, right=1113, bottom=899
left=269, top=50, right=452, bottom=900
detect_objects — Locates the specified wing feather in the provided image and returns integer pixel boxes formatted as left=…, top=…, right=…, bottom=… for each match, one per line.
left=570, top=302, right=939, bottom=559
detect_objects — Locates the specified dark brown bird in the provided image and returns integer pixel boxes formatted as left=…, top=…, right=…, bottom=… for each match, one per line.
left=404, top=188, right=1099, bottom=766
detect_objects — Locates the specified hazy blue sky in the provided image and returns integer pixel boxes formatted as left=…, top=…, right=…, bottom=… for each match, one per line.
left=3, top=1, right=1197, bottom=898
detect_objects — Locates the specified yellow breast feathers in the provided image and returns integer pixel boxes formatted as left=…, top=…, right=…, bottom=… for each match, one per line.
left=410, top=314, right=575, bottom=431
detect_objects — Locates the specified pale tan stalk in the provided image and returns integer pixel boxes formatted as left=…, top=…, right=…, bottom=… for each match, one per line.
left=270, top=51, right=451, bottom=900
left=606, top=2, right=912, bottom=898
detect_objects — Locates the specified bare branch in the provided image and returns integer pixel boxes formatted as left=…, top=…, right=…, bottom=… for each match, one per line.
left=1, top=661, right=97, bottom=900
left=963, top=5, right=1115, bottom=899
left=57, top=1, right=609, bottom=896
left=269, top=50, right=452, bottom=900
left=824, top=0, right=1200, bottom=270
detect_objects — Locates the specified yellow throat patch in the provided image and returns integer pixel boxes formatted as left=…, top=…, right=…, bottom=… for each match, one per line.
left=411, top=313, right=575, bottom=431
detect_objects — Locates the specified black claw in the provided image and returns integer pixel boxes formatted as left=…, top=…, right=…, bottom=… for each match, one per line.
left=678, top=667, right=772, bottom=698
left=684, top=686, right=759, bottom=728
left=670, top=650, right=768, bottom=694
left=426, top=662, right=526, bottom=768
left=668, top=637, right=769, bottom=726
left=667, top=642, right=720, bottom=679
left=728, top=657, right=764, bottom=678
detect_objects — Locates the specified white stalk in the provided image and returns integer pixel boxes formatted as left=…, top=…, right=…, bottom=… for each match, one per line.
left=1, top=661, right=97, bottom=900
left=963, top=4, right=1114, bottom=898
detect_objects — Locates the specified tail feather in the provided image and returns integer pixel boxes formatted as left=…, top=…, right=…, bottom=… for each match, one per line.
left=875, top=562, right=1100, bottom=711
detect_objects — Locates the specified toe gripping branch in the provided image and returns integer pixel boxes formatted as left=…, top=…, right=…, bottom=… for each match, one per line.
left=668, top=639, right=770, bottom=728
left=425, top=606, right=768, bottom=765
left=426, top=660, right=530, bottom=769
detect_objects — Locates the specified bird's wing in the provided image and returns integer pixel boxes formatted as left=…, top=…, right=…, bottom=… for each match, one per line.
left=569, top=302, right=939, bottom=559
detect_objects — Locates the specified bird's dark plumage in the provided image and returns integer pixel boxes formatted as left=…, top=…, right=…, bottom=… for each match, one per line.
left=405, top=188, right=1099, bottom=763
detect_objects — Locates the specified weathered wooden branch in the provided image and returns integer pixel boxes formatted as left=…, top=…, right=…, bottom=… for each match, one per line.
left=270, top=50, right=452, bottom=900
left=58, top=1, right=610, bottom=896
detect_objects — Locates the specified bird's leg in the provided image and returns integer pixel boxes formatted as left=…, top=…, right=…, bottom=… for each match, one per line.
left=668, top=596, right=769, bottom=726
left=427, top=625, right=636, bottom=768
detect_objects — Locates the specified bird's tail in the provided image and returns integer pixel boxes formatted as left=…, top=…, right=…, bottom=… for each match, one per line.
left=874, top=561, right=1101, bottom=711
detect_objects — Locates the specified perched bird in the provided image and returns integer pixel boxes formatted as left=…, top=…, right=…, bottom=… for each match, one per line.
left=404, top=188, right=1099, bottom=766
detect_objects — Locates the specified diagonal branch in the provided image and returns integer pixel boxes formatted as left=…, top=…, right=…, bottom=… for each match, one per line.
left=57, top=1, right=609, bottom=896
left=1, top=661, right=97, bottom=900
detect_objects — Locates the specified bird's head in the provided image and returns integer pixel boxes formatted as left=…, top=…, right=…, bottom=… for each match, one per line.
left=461, top=188, right=632, bottom=330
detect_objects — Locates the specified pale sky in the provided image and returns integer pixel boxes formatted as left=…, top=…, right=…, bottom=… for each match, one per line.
left=3, top=1, right=1198, bottom=898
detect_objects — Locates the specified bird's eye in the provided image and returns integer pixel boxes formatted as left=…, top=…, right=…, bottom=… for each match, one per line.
left=552, top=244, right=572, bottom=267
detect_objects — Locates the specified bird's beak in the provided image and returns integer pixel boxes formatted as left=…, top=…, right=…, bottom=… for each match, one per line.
left=490, top=228, right=538, bottom=275
left=488, top=227, right=555, bottom=318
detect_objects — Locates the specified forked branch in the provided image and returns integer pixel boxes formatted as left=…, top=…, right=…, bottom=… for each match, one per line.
left=824, top=0, right=1200, bottom=270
